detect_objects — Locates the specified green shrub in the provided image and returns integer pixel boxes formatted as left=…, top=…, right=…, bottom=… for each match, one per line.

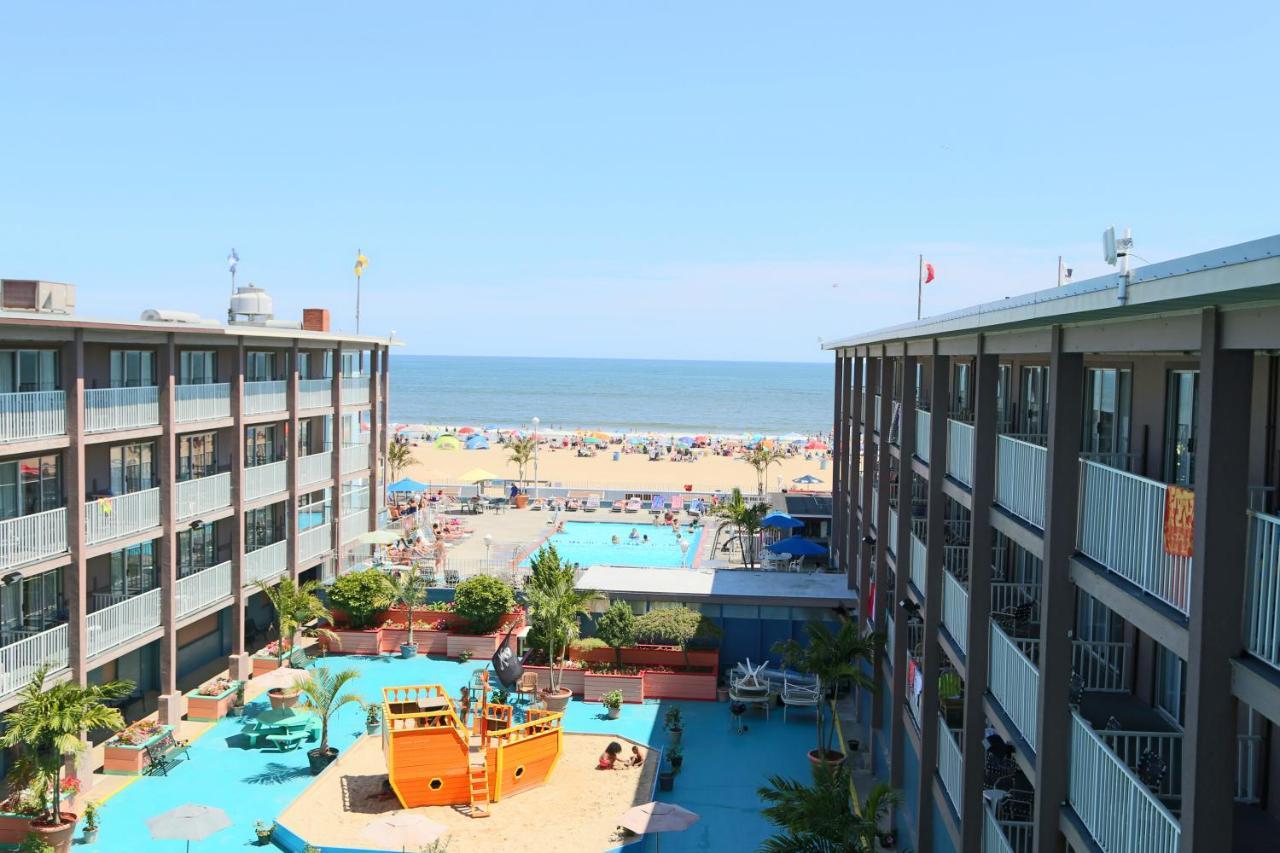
left=327, top=569, right=393, bottom=629
left=595, top=600, right=637, bottom=666
left=634, top=606, right=721, bottom=666
left=452, top=575, right=515, bottom=634
left=570, top=637, right=608, bottom=655
left=19, top=833, right=54, bottom=853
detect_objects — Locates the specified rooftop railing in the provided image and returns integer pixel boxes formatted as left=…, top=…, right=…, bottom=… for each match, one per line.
left=84, top=386, right=159, bottom=433
left=175, top=383, right=230, bottom=423
left=0, top=390, right=66, bottom=443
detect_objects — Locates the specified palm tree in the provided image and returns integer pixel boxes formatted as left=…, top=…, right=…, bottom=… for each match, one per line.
left=743, top=444, right=788, bottom=496
left=255, top=578, right=335, bottom=665
left=758, top=768, right=900, bottom=852
left=0, top=667, right=134, bottom=826
left=523, top=547, right=595, bottom=702
left=387, top=567, right=428, bottom=654
left=386, top=440, right=414, bottom=481
left=507, top=436, right=536, bottom=488
left=716, top=487, right=770, bottom=567
left=296, top=665, right=363, bottom=771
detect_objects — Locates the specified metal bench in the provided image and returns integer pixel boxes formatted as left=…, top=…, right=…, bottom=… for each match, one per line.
left=265, top=732, right=308, bottom=752
left=289, top=646, right=317, bottom=668
left=143, top=732, right=191, bottom=775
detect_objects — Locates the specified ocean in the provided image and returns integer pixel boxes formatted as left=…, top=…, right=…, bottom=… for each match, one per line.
left=388, top=355, right=833, bottom=436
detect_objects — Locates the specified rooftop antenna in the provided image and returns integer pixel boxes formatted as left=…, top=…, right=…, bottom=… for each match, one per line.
left=1103, top=226, right=1134, bottom=304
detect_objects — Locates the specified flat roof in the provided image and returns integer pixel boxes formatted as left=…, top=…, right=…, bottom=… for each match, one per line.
left=823, top=233, right=1280, bottom=349
left=577, top=565, right=855, bottom=607
left=782, top=494, right=832, bottom=518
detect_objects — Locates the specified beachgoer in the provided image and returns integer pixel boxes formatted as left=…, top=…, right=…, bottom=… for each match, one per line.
left=598, top=741, right=624, bottom=770
left=629, top=528, right=640, bottom=539
left=459, top=686, right=472, bottom=727
left=611, top=535, right=620, bottom=545
left=642, top=534, right=649, bottom=543
left=629, top=746, right=644, bottom=767
left=510, top=483, right=520, bottom=499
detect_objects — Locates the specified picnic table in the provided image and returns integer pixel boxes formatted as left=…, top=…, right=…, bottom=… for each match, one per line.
left=244, top=708, right=318, bottom=749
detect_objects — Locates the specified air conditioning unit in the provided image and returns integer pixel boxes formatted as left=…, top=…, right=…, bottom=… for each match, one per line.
left=0, top=280, right=76, bottom=314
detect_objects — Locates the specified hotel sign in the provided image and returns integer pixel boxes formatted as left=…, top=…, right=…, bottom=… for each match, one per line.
left=1163, top=485, right=1195, bottom=558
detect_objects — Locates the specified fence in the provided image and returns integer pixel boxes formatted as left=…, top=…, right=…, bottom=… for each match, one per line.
left=982, top=804, right=1015, bottom=853
left=298, top=378, right=333, bottom=410
left=244, top=540, right=288, bottom=586
left=916, top=409, right=931, bottom=463
left=0, top=507, right=68, bottom=572
left=84, top=386, right=159, bottom=433
left=947, top=419, right=975, bottom=486
left=0, top=625, right=68, bottom=699
left=86, top=589, right=161, bottom=659
left=176, top=561, right=233, bottom=618
left=298, top=523, right=333, bottom=563
left=996, top=435, right=1047, bottom=528
left=175, top=383, right=230, bottom=423
left=342, top=376, right=370, bottom=405
left=910, top=533, right=927, bottom=594
left=243, top=380, right=287, bottom=415
left=1244, top=511, right=1280, bottom=670
left=0, top=390, right=66, bottom=442
left=942, top=570, right=969, bottom=653
left=938, top=715, right=964, bottom=813
left=298, top=451, right=332, bottom=488
left=245, top=460, right=288, bottom=502
left=85, top=488, right=160, bottom=546
left=988, top=623, right=1039, bottom=748
left=175, top=472, right=231, bottom=520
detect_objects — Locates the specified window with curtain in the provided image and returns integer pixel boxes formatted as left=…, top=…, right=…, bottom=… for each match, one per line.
left=178, top=432, right=217, bottom=481
left=297, top=352, right=312, bottom=379
left=110, top=541, right=157, bottom=597
left=245, top=505, right=284, bottom=551
left=179, top=350, right=216, bottom=385
left=110, top=442, right=155, bottom=494
left=109, top=350, right=155, bottom=388
left=245, top=351, right=277, bottom=382
left=177, top=524, right=218, bottom=576
left=245, top=425, right=279, bottom=466
left=0, top=349, right=59, bottom=392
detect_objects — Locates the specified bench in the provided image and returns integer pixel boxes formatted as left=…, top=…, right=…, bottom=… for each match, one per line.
left=289, top=646, right=317, bottom=669
left=143, top=732, right=191, bottom=775
left=266, top=732, right=308, bottom=751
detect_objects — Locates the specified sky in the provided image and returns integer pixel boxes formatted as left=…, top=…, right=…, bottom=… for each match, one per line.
left=2, top=2, right=1278, bottom=363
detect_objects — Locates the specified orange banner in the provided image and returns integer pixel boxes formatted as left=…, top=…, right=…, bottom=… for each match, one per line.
left=1163, top=485, right=1195, bottom=557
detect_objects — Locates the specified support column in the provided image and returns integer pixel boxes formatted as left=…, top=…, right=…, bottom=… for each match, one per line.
left=850, top=355, right=865, bottom=593
left=845, top=355, right=861, bottom=591
left=870, top=354, right=891, bottom=742
left=1032, top=326, right=1084, bottom=852
left=378, top=345, right=391, bottom=519
left=831, top=353, right=847, bottom=573
left=368, top=347, right=381, bottom=530
left=916, top=349, right=950, bottom=852
left=286, top=341, right=300, bottom=579
left=157, top=335, right=182, bottom=723
left=889, top=355, right=916, bottom=791
left=62, top=332, right=88, bottom=686
left=959, top=341, right=998, bottom=851
left=228, top=340, right=250, bottom=681
left=331, top=345, right=345, bottom=572
left=1179, top=307, right=1253, bottom=853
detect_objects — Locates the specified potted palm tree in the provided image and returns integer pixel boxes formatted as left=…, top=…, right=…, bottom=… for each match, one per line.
left=507, top=436, right=535, bottom=508
left=758, top=767, right=900, bottom=851
left=256, top=578, right=335, bottom=710
left=0, top=667, right=133, bottom=853
left=524, top=546, right=594, bottom=712
left=297, top=665, right=363, bottom=775
left=387, top=568, right=428, bottom=658
left=772, top=618, right=876, bottom=781
left=714, top=488, right=770, bottom=568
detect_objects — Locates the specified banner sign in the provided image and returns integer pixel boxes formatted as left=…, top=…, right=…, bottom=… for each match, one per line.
left=1163, top=485, right=1195, bottom=557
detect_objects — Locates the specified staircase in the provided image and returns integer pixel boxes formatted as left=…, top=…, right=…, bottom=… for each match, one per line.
left=467, top=761, right=491, bottom=818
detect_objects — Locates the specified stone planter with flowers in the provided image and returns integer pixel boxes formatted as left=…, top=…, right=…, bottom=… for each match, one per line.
left=103, top=721, right=172, bottom=775
left=186, top=678, right=243, bottom=722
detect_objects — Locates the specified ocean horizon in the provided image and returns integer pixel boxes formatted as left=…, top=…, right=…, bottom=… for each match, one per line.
left=388, top=354, right=833, bottom=436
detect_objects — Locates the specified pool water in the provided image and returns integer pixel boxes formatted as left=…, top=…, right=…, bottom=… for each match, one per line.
left=521, top=521, right=703, bottom=568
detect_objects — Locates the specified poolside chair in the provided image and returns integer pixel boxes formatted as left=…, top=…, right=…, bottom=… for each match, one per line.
left=781, top=676, right=821, bottom=723
left=611, top=499, right=625, bottom=513
left=669, top=495, right=685, bottom=514
left=624, top=498, right=642, bottom=513
left=530, top=498, right=546, bottom=511
left=649, top=495, right=666, bottom=515
left=584, top=495, right=601, bottom=512
left=444, top=568, right=461, bottom=586
left=515, top=671, right=539, bottom=705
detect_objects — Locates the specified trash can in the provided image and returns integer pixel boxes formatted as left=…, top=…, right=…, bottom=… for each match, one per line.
left=612, top=451, right=620, bottom=461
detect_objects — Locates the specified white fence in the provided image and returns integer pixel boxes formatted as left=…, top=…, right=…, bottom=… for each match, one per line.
left=942, top=570, right=969, bottom=653
left=996, top=435, right=1047, bottom=528
left=938, top=715, right=964, bottom=813
left=982, top=805, right=1016, bottom=853
left=910, top=533, right=927, bottom=593
left=1244, top=511, right=1280, bottom=670
left=340, top=509, right=370, bottom=544
left=915, top=409, right=931, bottom=462
left=243, top=380, right=287, bottom=415
left=1072, top=638, right=1129, bottom=692
left=869, top=488, right=878, bottom=531
left=297, top=523, right=333, bottom=563
left=244, top=540, right=288, bottom=586
left=85, top=488, right=160, bottom=546
left=298, top=378, right=333, bottom=410
left=0, top=507, right=68, bottom=572
left=175, top=383, right=230, bottom=423
left=1077, top=460, right=1192, bottom=614
left=1068, top=712, right=1180, bottom=853
left=990, top=581, right=1037, bottom=617
left=1097, top=728, right=1183, bottom=803
left=86, top=588, right=161, bottom=658
left=176, top=561, right=233, bottom=619
left=989, top=623, right=1039, bottom=747
left=0, top=390, right=66, bottom=443
left=245, top=460, right=288, bottom=502
left=0, top=625, right=69, bottom=699
left=175, top=472, right=231, bottom=521
left=341, top=443, right=370, bottom=475
left=298, top=451, right=332, bottom=488
left=342, top=376, right=370, bottom=405
left=85, top=386, right=159, bottom=433
left=947, top=419, right=975, bottom=487
left=887, top=504, right=899, bottom=556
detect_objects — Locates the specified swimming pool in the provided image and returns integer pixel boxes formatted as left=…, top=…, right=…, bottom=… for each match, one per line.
left=520, top=521, right=703, bottom=568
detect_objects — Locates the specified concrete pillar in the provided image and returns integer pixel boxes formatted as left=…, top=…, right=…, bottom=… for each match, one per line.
left=368, top=347, right=381, bottom=530
left=1032, top=326, right=1084, bottom=852
left=331, top=345, right=345, bottom=571
left=859, top=356, right=877, bottom=621
left=872, top=354, right=892, bottom=740
left=1179, top=308, right=1253, bottom=853
left=157, top=335, right=182, bottom=724
left=286, top=340, right=300, bottom=579
left=62, top=332, right=88, bottom=686
left=890, top=355, right=917, bottom=791
left=228, top=340, right=250, bottom=680
left=849, top=355, right=865, bottom=594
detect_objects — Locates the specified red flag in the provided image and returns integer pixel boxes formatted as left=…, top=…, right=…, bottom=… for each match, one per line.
left=924, top=262, right=935, bottom=284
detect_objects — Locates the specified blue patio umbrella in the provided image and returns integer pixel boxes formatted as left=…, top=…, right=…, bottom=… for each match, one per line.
left=677, top=436, right=694, bottom=446
left=766, top=536, right=828, bottom=556
left=762, top=512, right=804, bottom=529
left=793, top=474, right=823, bottom=485
left=386, top=477, right=427, bottom=493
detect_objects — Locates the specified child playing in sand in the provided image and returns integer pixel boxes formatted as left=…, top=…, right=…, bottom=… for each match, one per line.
left=628, top=745, right=644, bottom=767
left=598, top=741, right=623, bottom=770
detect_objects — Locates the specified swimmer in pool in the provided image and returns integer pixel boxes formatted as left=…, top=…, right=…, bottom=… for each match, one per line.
left=611, top=534, right=620, bottom=545
left=629, top=528, right=640, bottom=539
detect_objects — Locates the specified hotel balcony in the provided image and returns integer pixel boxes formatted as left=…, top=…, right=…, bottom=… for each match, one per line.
left=0, top=389, right=66, bottom=443
left=175, top=382, right=231, bottom=423
left=341, top=442, right=370, bottom=475
left=915, top=408, right=931, bottom=463
left=995, top=434, right=1047, bottom=529
left=297, top=378, right=333, bottom=410
left=86, top=587, right=161, bottom=660
left=175, top=560, right=233, bottom=619
left=243, top=380, right=287, bottom=416
left=243, top=539, right=288, bottom=587
left=0, top=624, right=69, bottom=701
left=340, top=506, right=370, bottom=544
left=341, top=376, right=370, bottom=406
left=0, top=507, right=68, bottom=572
left=298, top=450, right=332, bottom=488
left=983, top=801, right=1033, bottom=853
left=947, top=419, right=975, bottom=487
left=297, top=522, right=333, bottom=564
left=938, top=713, right=965, bottom=817
left=84, top=488, right=161, bottom=546
left=175, top=471, right=231, bottom=521
left=910, top=532, right=927, bottom=595
left=84, top=386, right=159, bottom=433
left=1244, top=510, right=1280, bottom=671
left=942, top=567, right=970, bottom=654
left=244, top=459, right=288, bottom=502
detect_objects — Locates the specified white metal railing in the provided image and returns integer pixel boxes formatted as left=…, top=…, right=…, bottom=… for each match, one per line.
left=86, top=588, right=161, bottom=658
left=887, top=505, right=899, bottom=556
left=915, top=409, right=931, bottom=462
left=1097, top=728, right=1183, bottom=803
left=1072, top=638, right=1129, bottom=692
left=996, top=435, right=1047, bottom=528
left=943, top=544, right=970, bottom=577
left=0, top=624, right=69, bottom=699
left=910, top=533, right=927, bottom=593
left=1237, top=734, right=1263, bottom=804
left=244, top=460, right=288, bottom=502
left=938, top=715, right=964, bottom=812
left=0, top=390, right=66, bottom=443
left=1244, top=511, right=1280, bottom=670
left=990, top=581, right=1037, bottom=616
left=1077, top=460, right=1192, bottom=614
left=982, top=805, right=1016, bottom=853
left=341, top=376, right=370, bottom=405
left=176, top=561, right=233, bottom=619
left=91, top=591, right=133, bottom=611
left=989, top=623, right=1039, bottom=748
left=298, top=451, right=332, bottom=488
left=244, top=540, right=288, bottom=586
left=175, top=383, right=230, bottom=423
left=243, top=379, right=287, bottom=415
left=0, top=507, right=68, bottom=571
left=341, top=443, right=370, bottom=475
left=1068, top=711, right=1180, bottom=853
left=297, top=523, right=332, bottom=563
left=85, top=488, right=160, bottom=546
left=884, top=612, right=894, bottom=661
left=947, top=419, right=975, bottom=487
left=298, top=378, right=333, bottom=410
left=869, top=488, right=879, bottom=531
left=942, top=570, right=969, bottom=653
left=175, top=472, right=231, bottom=521
left=873, top=394, right=882, bottom=430
left=84, top=386, right=159, bottom=433
left=340, top=508, right=370, bottom=544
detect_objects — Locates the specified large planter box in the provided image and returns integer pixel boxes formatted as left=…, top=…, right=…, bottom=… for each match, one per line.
left=323, top=627, right=384, bottom=655
left=103, top=726, right=173, bottom=775
left=642, top=669, right=717, bottom=701
left=381, top=607, right=525, bottom=634
left=0, top=813, right=34, bottom=845
left=446, top=633, right=507, bottom=660
left=523, top=665, right=585, bottom=695
left=570, top=643, right=719, bottom=670
left=584, top=672, right=644, bottom=703
left=252, top=654, right=289, bottom=677
left=186, top=682, right=241, bottom=721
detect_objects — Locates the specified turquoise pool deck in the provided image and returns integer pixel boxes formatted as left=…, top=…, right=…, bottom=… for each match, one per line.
left=520, top=521, right=704, bottom=569
left=82, top=654, right=814, bottom=852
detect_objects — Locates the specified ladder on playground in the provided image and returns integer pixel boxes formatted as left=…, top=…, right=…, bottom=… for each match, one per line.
left=467, top=761, right=491, bottom=818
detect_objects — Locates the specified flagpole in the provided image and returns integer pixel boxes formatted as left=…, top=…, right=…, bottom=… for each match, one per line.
left=917, top=254, right=923, bottom=320
left=356, top=247, right=362, bottom=335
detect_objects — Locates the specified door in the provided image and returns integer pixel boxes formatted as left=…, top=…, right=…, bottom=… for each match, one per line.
left=1164, top=370, right=1199, bottom=487
left=1083, top=368, right=1132, bottom=466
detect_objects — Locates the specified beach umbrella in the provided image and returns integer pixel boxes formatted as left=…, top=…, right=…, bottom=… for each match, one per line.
left=464, top=434, right=490, bottom=450
left=146, top=804, right=233, bottom=852
left=589, top=431, right=612, bottom=441
left=694, top=434, right=709, bottom=444
left=459, top=468, right=501, bottom=483
left=359, top=529, right=401, bottom=546
left=628, top=436, right=648, bottom=445
left=434, top=435, right=461, bottom=450
left=762, top=512, right=804, bottom=530
left=677, top=436, right=694, bottom=446
left=618, top=802, right=699, bottom=852
left=362, top=814, right=448, bottom=852
left=766, top=536, right=827, bottom=556
left=806, top=439, right=828, bottom=450
left=387, top=477, right=427, bottom=493
left=458, top=426, right=476, bottom=434
left=793, top=474, right=824, bottom=485
left=583, top=436, right=603, bottom=445
left=780, top=432, right=806, bottom=443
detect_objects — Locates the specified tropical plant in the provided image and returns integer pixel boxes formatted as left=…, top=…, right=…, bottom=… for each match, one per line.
left=296, top=666, right=363, bottom=755
left=255, top=578, right=335, bottom=664
left=523, top=547, right=595, bottom=692
left=758, top=767, right=900, bottom=852
left=715, top=487, right=770, bottom=567
left=743, top=444, right=788, bottom=497
left=507, top=436, right=536, bottom=487
left=772, top=619, right=877, bottom=768
left=0, top=667, right=134, bottom=827
left=327, top=568, right=394, bottom=630
left=82, top=801, right=100, bottom=832
left=595, top=600, right=637, bottom=667
left=17, top=833, right=54, bottom=853
left=452, top=575, right=515, bottom=634
left=387, top=568, right=429, bottom=645
left=634, top=606, right=722, bottom=667
left=387, top=440, right=414, bottom=480
left=601, top=690, right=623, bottom=711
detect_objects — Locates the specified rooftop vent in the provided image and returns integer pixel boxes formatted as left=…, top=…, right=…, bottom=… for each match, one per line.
left=227, top=283, right=301, bottom=329
left=140, top=309, right=218, bottom=325
left=0, top=280, right=76, bottom=314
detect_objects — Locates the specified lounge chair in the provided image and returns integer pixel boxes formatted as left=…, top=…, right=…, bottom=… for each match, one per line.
left=444, top=568, right=460, bottom=586
left=669, top=495, right=685, bottom=514
left=584, top=495, right=601, bottom=512
left=624, top=498, right=641, bottom=513
left=649, top=495, right=666, bottom=515
left=611, top=500, right=625, bottom=513
left=781, top=676, right=821, bottom=723
left=565, top=498, right=581, bottom=511
left=530, top=498, right=546, bottom=511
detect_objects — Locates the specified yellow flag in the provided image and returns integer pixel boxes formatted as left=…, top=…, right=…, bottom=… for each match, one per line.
left=354, top=251, right=369, bottom=277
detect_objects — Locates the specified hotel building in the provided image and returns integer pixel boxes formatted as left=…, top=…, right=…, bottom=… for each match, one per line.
left=824, top=236, right=1280, bottom=852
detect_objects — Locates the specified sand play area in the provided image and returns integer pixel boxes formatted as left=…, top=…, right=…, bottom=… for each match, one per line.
left=279, top=733, right=658, bottom=852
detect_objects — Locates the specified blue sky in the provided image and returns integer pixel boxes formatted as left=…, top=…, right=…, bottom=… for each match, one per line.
left=2, top=2, right=1277, bottom=362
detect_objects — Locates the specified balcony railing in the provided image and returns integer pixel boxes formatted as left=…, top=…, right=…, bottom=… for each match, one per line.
left=244, top=540, right=288, bottom=587
left=244, top=460, right=288, bottom=502
left=86, top=588, right=161, bottom=659
left=176, top=561, right=233, bottom=619
left=989, top=623, right=1039, bottom=748
left=1244, top=511, right=1280, bottom=671
left=947, top=419, right=975, bottom=487
left=0, top=625, right=69, bottom=700
left=340, top=508, right=369, bottom=544
left=0, top=390, right=66, bottom=443
left=297, top=523, right=332, bottom=563
left=85, top=488, right=160, bottom=546
left=1072, top=638, right=1129, bottom=692
left=1077, top=460, right=1192, bottom=614
left=869, top=488, right=878, bottom=531
left=298, top=451, right=332, bottom=488
left=996, top=435, right=1047, bottom=528
left=342, top=376, right=370, bottom=406
left=873, top=394, right=882, bottom=431
left=340, top=443, right=370, bottom=475
left=884, top=611, right=894, bottom=661
left=886, top=505, right=899, bottom=557
left=0, top=507, right=68, bottom=572
left=175, top=383, right=230, bottom=423
left=243, top=380, right=287, bottom=416
left=1068, top=711, right=1179, bottom=853
left=990, top=581, right=1037, bottom=617
left=915, top=409, right=931, bottom=462
left=175, top=472, right=231, bottom=521
left=982, top=804, right=1015, bottom=853
left=938, top=715, right=964, bottom=813
left=910, top=533, right=927, bottom=593
left=942, top=570, right=969, bottom=653
left=298, top=378, right=333, bottom=410
left=84, top=386, right=159, bottom=433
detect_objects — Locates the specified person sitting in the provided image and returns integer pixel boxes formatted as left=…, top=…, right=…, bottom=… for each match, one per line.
left=628, top=745, right=645, bottom=767
left=598, top=741, right=624, bottom=770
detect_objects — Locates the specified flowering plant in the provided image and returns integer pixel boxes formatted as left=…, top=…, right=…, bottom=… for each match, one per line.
left=109, top=719, right=163, bottom=746
left=260, top=640, right=293, bottom=657
left=194, top=677, right=237, bottom=697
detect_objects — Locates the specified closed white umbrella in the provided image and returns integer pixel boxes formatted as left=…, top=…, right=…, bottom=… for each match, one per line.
left=362, top=813, right=448, bottom=852
left=618, top=801, right=699, bottom=851
left=146, top=804, right=233, bottom=852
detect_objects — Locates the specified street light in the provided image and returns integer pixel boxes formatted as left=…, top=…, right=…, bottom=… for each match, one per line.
left=532, top=416, right=540, bottom=501
left=483, top=533, right=493, bottom=565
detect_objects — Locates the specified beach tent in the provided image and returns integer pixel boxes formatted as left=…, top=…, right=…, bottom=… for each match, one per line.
left=806, top=439, right=828, bottom=450
left=762, top=512, right=804, bottom=530
left=465, top=434, right=490, bottom=450
left=387, top=477, right=428, bottom=493
left=434, top=435, right=461, bottom=450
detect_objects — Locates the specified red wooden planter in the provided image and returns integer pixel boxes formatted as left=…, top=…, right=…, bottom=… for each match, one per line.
left=523, top=665, right=585, bottom=695
left=323, top=628, right=384, bottom=655
left=570, top=644, right=719, bottom=670
left=379, top=626, right=449, bottom=654
left=103, top=726, right=173, bottom=775
left=252, top=655, right=286, bottom=677
left=0, top=814, right=32, bottom=846
left=446, top=633, right=508, bottom=660
left=584, top=672, right=645, bottom=703
left=186, top=682, right=241, bottom=721
left=642, top=669, right=717, bottom=701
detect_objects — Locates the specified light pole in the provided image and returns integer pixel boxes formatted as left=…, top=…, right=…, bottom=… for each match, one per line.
left=532, top=416, right=540, bottom=501
left=483, top=533, right=493, bottom=565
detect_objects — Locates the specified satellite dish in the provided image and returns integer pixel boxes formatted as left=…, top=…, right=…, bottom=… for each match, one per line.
left=1103, top=226, right=1118, bottom=266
